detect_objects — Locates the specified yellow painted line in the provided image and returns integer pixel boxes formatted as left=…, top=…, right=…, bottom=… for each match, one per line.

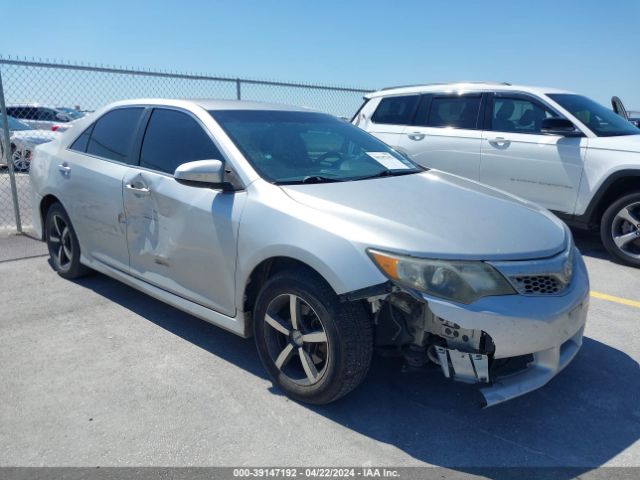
left=590, top=291, right=640, bottom=309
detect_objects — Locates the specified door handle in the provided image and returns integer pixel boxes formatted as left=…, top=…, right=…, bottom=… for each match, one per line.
left=57, top=163, right=71, bottom=175
left=408, top=132, right=426, bottom=141
left=488, top=137, right=511, bottom=146
left=125, top=183, right=150, bottom=195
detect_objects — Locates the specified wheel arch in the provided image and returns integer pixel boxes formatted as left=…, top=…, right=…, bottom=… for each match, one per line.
left=39, top=194, right=63, bottom=240
left=581, top=170, right=640, bottom=228
left=242, top=256, right=330, bottom=327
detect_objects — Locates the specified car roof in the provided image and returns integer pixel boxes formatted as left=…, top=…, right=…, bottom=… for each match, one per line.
left=105, top=98, right=315, bottom=112
left=7, top=103, right=60, bottom=109
left=365, top=82, right=576, bottom=98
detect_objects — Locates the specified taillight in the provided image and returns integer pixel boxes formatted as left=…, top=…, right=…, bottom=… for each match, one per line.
left=51, top=125, right=60, bottom=131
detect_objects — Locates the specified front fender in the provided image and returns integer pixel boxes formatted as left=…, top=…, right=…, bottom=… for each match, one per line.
left=235, top=184, right=387, bottom=313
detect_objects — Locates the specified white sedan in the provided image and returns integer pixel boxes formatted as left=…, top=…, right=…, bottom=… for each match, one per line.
left=1, top=116, right=59, bottom=171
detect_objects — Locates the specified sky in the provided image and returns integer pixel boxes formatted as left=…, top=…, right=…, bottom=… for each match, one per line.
left=2, top=0, right=640, bottom=109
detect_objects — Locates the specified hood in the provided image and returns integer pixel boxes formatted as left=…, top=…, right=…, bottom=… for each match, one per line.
left=11, top=130, right=59, bottom=145
left=281, top=171, right=568, bottom=261
left=588, top=133, right=640, bottom=153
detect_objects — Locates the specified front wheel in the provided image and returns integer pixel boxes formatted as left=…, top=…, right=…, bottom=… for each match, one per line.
left=45, top=202, right=90, bottom=278
left=253, top=269, right=373, bottom=404
left=600, top=192, right=640, bottom=267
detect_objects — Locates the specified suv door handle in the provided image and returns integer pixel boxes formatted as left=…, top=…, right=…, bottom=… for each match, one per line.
left=408, top=132, right=426, bottom=141
left=57, top=163, right=71, bottom=175
left=125, top=183, right=151, bottom=195
left=488, top=137, right=511, bottom=146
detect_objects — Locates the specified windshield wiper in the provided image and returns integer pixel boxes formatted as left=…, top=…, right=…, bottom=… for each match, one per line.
left=356, top=168, right=423, bottom=181
left=277, top=175, right=343, bottom=185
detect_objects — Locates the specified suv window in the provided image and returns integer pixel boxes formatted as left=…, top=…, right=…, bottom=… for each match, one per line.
left=422, top=95, right=481, bottom=129
left=490, top=96, right=558, bottom=134
left=371, top=95, right=419, bottom=125
left=140, top=108, right=222, bottom=174
left=7, top=107, right=37, bottom=120
left=86, top=108, right=144, bottom=163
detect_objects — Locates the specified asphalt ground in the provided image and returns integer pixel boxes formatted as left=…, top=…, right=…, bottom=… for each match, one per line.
left=0, top=229, right=638, bottom=476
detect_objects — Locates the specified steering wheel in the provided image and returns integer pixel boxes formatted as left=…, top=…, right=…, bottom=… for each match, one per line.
left=315, top=150, right=344, bottom=167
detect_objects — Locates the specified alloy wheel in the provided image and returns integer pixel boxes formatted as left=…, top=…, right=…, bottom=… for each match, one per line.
left=611, top=201, right=640, bottom=260
left=263, top=293, right=330, bottom=386
left=11, top=149, right=30, bottom=172
left=48, top=214, right=73, bottom=270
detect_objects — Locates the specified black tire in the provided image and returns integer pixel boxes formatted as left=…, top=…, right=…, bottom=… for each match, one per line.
left=600, top=192, right=640, bottom=267
left=253, top=268, right=373, bottom=405
left=45, top=202, right=90, bottom=279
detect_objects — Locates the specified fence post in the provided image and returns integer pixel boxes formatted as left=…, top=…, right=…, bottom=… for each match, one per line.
left=236, top=78, right=241, bottom=100
left=0, top=67, right=22, bottom=233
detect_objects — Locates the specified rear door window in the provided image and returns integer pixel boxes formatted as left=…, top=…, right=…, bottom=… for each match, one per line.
left=140, top=108, right=223, bottom=174
left=420, top=95, right=481, bottom=129
left=86, top=108, right=144, bottom=163
left=371, top=95, right=419, bottom=125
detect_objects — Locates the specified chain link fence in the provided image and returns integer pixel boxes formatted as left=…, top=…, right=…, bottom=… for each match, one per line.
left=0, top=56, right=371, bottom=260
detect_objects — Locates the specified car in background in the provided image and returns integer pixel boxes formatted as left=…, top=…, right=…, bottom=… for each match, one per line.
left=1, top=116, right=59, bottom=171
left=6, top=104, right=78, bottom=131
left=612, top=96, right=640, bottom=129
left=30, top=99, right=589, bottom=407
left=355, top=83, right=640, bottom=267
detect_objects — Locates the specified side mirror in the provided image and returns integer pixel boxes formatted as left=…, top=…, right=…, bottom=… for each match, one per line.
left=174, top=160, right=227, bottom=188
left=540, top=118, right=582, bottom=137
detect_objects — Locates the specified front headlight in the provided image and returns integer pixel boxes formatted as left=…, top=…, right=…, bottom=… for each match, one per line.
left=368, top=249, right=516, bottom=304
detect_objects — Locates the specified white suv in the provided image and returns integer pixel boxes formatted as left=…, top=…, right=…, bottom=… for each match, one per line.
left=354, top=83, right=640, bottom=266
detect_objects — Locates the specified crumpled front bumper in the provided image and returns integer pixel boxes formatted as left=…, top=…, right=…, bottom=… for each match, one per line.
left=421, top=248, right=590, bottom=407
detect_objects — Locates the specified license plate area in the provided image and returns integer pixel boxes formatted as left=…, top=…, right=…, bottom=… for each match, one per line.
left=435, top=346, right=490, bottom=384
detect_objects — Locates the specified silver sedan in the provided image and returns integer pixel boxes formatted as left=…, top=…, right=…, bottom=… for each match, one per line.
left=29, top=99, right=589, bottom=407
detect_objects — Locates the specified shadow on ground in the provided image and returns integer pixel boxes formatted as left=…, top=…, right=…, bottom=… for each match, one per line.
left=75, top=272, right=640, bottom=478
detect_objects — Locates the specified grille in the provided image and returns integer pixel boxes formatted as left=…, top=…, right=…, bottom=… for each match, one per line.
left=510, top=275, right=565, bottom=295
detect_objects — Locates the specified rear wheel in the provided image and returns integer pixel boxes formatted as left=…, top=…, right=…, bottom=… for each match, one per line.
left=600, top=192, right=640, bottom=267
left=45, top=203, right=90, bottom=278
left=11, top=145, right=30, bottom=172
left=253, top=269, right=373, bottom=404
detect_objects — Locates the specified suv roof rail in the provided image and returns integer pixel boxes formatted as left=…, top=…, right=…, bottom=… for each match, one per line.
left=379, top=81, right=511, bottom=91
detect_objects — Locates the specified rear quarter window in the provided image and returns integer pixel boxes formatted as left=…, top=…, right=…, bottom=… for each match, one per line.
left=371, top=95, right=419, bottom=125
left=86, top=108, right=144, bottom=163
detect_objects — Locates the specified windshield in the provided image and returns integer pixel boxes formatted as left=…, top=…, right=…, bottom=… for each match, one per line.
left=4, top=116, right=31, bottom=131
left=548, top=94, right=640, bottom=137
left=210, top=110, right=422, bottom=184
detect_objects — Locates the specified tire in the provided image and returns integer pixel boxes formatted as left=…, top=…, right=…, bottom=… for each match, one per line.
left=45, top=202, right=90, bottom=279
left=600, top=192, right=640, bottom=267
left=253, top=268, right=373, bottom=404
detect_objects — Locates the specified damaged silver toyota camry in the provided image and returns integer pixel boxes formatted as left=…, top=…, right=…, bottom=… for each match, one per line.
left=30, top=99, right=589, bottom=407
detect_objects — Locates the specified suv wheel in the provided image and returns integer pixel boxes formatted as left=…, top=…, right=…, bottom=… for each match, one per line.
left=45, top=203, right=90, bottom=278
left=253, top=269, right=373, bottom=404
left=600, top=193, right=640, bottom=267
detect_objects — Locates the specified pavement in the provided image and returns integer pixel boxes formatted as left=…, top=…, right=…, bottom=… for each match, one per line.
left=0, top=232, right=638, bottom=474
